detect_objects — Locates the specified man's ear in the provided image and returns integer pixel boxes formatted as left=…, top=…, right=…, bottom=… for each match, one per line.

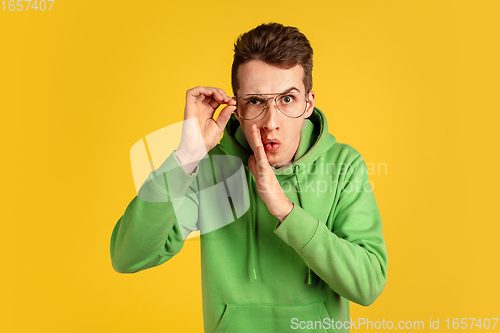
left=234, top=109, right=241, bottom=122
left=304, top=91, right=316, bottom=118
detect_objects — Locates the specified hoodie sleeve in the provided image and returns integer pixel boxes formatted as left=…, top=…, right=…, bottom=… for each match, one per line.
left=274, top=154, right=388, bottom=306
left=110, top=150, right=201, bottom=273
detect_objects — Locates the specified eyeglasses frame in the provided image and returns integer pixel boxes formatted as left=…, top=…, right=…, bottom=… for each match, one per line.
left=234, top=90, right=310, bottom=120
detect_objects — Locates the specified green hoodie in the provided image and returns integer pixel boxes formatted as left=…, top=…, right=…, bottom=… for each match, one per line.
left=110, top=107, right=388, bottom=333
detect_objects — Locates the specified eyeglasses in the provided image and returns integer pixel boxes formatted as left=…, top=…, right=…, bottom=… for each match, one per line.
left=235, top=91, right=309, bottom=120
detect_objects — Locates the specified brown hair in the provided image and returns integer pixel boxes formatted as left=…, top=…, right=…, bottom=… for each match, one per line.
left=231, top=22, right=314, bottom=96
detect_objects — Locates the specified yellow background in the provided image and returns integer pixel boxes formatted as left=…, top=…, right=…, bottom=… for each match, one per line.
left=1, top=0, right=499, bottom=332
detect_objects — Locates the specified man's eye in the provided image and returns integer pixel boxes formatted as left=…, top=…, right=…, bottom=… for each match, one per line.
left=247, top=99, right=262, bottom=105
left=280, top=95, right=295, bottom=104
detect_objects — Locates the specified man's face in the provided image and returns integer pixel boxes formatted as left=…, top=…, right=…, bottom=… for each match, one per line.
left=235, top=60, right=315, bottom=168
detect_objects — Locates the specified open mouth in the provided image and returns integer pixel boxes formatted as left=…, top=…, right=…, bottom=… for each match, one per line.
left=263, top=138, right=281, bottom=152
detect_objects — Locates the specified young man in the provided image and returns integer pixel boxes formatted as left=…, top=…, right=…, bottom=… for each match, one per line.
left=110, top=23, right=388, bottom=332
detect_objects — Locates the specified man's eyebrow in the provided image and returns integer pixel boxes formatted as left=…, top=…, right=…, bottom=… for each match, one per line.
left=258, top=87, right=301, bottom=95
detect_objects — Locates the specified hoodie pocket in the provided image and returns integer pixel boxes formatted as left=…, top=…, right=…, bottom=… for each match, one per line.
left=215, top=301, right=337, bottom=333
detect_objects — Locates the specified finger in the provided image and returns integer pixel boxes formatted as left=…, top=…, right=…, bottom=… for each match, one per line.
left=208, top=97, right=221, bottom=110
left=187, top=86, right=211, bottom=101
left=195, top=94, right=207, bottom=104
left=190, top=87, right=220, bottom=106
left=215, top=88, right=229, bottom=104
left=215, top=104, right=236, bottom=130
left=249, top=125, right=270, bottom=169
left=248, top=124, right=263, bottom=153
left=248, top=153, right=269, bottom=180
left=222, top=90, right=236, bottom=105
left=254, top=143, right=270, bottom=172
left=248, top=154, right=257, bottom=178
left=216, top=88, right=237, bottom=106
left=206, top=86, right=228, bottom=104
left=256, top=144, right=269, bottom=166
left=187, top=86, right=226, bottom=105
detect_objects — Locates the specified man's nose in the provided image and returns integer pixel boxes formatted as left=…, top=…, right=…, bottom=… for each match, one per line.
left=262, top=99, right=280, bottom=131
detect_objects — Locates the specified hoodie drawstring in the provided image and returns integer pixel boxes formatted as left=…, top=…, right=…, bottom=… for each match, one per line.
left=249, top=175, right=257, bottom=280
left=294, top=164, right=312, bottom=285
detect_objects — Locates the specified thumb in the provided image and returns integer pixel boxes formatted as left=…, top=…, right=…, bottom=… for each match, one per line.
left=215, top=105, right=236, bottom=130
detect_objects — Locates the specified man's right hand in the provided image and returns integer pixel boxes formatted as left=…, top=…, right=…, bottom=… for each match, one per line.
left=175, top=86, right=236, bottom=174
